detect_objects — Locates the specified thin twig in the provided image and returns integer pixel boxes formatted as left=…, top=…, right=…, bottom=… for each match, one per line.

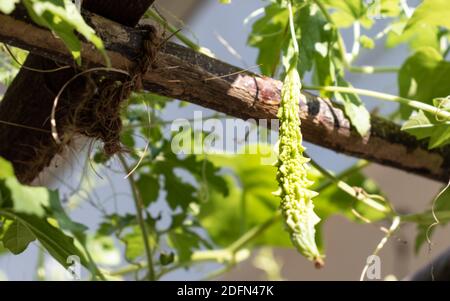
left=118, top=154, right=156, bottom=281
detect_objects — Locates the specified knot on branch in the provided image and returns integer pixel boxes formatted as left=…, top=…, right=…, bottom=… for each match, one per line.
left=58, top=25, right=161, bottom=154
left=96, top=24, right=161, bottom=155
left=132, top=24, right=160, bottom=90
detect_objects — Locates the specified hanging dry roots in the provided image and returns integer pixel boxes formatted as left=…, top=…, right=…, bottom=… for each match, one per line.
left=15, top=26, right=161, bottom=183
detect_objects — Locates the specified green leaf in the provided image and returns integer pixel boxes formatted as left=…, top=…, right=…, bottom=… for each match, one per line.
left=47, top=191, right=88, bottom=233
left=248, top=3, right=289, bottom=76
left=175, top=155, right=229, bottom=197
left=0, top=211, right=87, bottom=268
left=153, top=142, right=227, bottom=210
left=136, top=174, right=160, bottom=207
left=401, top=110, right=450, bottom=149
left=248, top=3, right=338, bottom=79
left=2, top=221, right=36, bottom=254
left=4, top=178, right=52, bottom=217
left=168, top=229, right=202, bottom=263
left=97, top=214, right=137, bottom=236
left=121, top=226, right=146, bottom=262
left=0, top=157, right=14, bottom=179
left=406, top=0, right=450, bottom=32
left=0, top=216, right=13, bottom=238
left=0, top=157, right=89, bottom=269
left=295, top=4, right=333, bottom=77
left=203, top=145, right=289, bottom=248
left=0, top=158, right=54, bottom=217
left=159, top=252, right=175, bottom=266
left=398, top=47, right=450, bottom=118
left=160, top=170, right=197, bottom=210
left=23, top=0, right=107, bottom=65
left=377, top=0, right=401, bottom=17
left=386, top=18, right=440, bottom=52
left=0, top=242, right=7, bottom=255
left=359, top=35, right=375, bottom=49
left=86, top=235, right=120, bottom=266
left=322, top=0, right=373, bottom=28
left=334, top=76, right=371, bottom=136
left=0, top=0, right=19, bottom=14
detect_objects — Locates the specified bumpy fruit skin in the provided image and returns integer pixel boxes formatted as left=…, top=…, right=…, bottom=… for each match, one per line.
left=276, top=67, right=323, bottom=266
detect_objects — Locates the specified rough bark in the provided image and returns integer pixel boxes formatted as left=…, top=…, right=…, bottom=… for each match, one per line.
left=0, top=7, right=449, bottom=183
left=0, top=1, right=154, bottom=183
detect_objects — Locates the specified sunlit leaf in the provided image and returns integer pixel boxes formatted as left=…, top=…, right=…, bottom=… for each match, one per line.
left=334, top=76, right=371, bottom=136
left=402, top=110, right=450, bottom=149
left=2, top=221, right=35, bottom=254
left=23, top=0, right=107, bottom=65
left=0, top=0, right=19, bottom=14
left=322, top=0, right=373, bottom=28
left=398, top=47, right=450, bottom=118
left=406, top=0, right=450, bottom=32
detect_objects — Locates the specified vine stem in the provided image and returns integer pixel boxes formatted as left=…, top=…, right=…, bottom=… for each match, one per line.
left=146, top=9, right=213, bottom=57
left=228, top=212, right=281, bottom=253
left=312, top=0, right=398, bottom=74
left=360, top=216, right=401, bottom=281
left=303, top=85, right=450, bottom=120
left=109, top=249, right=251, bottom=278
left=36, top=247, right=46, bottom=281
left=109, top=216, right=281, bottom=278
left=312, top=0, right=348, bottom=64
left=307, top=155, right=391, bottom=214
left=118, top=154, right=156, bottom=281
left=348, top=65, right=399, bottom=74
left=350, top=21, right=361, bottom=63
left=76, top=235, right=107, bottom=281
left=314, top=160, right=370, bottom=192
left=401, top=211, right=450, bottom=225
left=287, top=1, right=299, bottom=56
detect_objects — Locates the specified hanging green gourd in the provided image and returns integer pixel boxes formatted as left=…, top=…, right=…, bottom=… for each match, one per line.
left=275, top=0, right=323, bottom=267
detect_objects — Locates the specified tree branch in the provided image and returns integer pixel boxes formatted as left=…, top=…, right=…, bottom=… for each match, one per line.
left=0, top=8, right=448, bottom=183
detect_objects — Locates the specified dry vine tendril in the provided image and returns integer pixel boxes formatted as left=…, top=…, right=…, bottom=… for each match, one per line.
left=275, top=0, right=323, bottom=267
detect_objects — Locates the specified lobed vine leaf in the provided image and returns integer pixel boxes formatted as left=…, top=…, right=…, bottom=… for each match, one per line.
left=402, top=110, right=450, bottom=149
left=248, top=4, right=289, bottom=76
left=321, top=0, right=373, bottom=28
left=406, top=0, right=450, bottom=32
left=398, top=47, right=450, bottom=119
